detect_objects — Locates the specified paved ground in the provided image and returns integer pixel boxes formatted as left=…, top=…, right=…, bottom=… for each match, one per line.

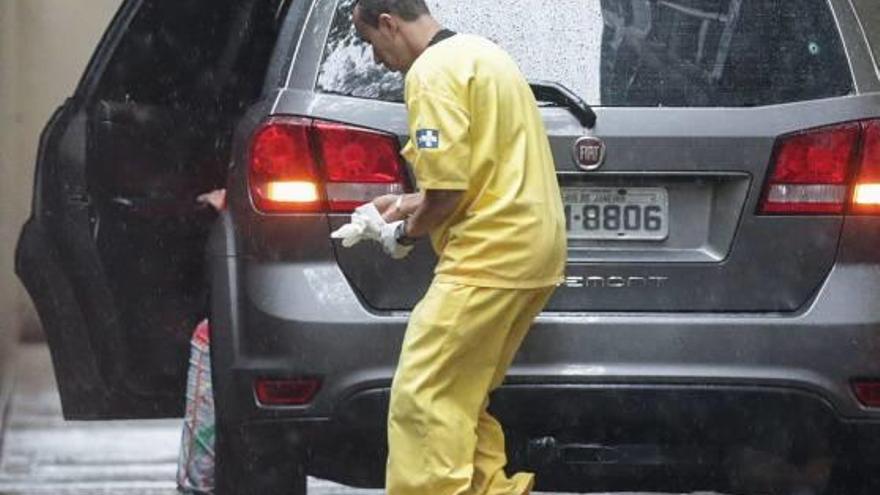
left=0, top=344, right=725, bottom=494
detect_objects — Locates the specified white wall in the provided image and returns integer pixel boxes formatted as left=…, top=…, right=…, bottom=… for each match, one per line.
left=0, top=0, right=122, bottom=340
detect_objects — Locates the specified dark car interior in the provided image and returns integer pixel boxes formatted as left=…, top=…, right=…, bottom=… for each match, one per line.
left=83, top=0, right=291, bottom=395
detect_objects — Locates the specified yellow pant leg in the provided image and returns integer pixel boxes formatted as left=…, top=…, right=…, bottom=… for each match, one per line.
left=470, top=402, right=531, bottom=495
left=386, top=282, right=556, bottom=495
left=469, top=287, right=555, bottom=495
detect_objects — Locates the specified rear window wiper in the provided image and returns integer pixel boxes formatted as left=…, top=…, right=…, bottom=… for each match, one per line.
left=529, top=80, right=597, bottom=129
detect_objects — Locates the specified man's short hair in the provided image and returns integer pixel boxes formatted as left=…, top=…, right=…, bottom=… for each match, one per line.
left=355, top=0, right=431, bottom=27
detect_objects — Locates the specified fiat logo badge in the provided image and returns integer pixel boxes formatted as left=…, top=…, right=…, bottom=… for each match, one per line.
left=573, top=136, right=605, bottom=171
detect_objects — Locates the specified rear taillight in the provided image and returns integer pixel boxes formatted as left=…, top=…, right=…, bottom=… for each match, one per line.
left=759, top=120, right=880, bottom=216
left=760, top=123, right=860, bottom=215
left=249, top=118, right=322, bottom=213
left=249, top=117, right=409, bottom=213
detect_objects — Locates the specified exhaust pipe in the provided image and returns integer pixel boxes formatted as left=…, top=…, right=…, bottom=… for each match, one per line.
left=527, top=437, right=623, bottom=466
left=527, top=437, right=706, bottom=467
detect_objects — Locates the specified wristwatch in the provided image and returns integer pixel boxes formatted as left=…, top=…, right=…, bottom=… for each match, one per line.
left=394, top=218, right=417, bottom=246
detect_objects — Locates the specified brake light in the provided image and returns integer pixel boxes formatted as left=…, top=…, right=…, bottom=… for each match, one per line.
left=266, top=181, right=321, bottom=203
left=853, top=121, right=880, bottom=214
left=853, top=380, right=880, bottom=409
left=760, top=123, right=860, bottom=215
left=248, top=117, right=408, bottom=213
left=254, top=378, right=321, bottom=406
left=249, top=119, right=322, bottom=213
left=855, top=184, right=880, bottom=205
left=759, top=120, right=880, bottom=215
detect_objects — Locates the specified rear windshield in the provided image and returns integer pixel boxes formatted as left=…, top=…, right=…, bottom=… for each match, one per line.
left=854, top=0, right=880, bottom=64
left=316, top=0, right=854, bottom=107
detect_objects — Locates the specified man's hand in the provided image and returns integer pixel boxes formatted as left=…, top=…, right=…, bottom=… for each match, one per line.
left=372, top=194, right=399, bottom=218
left=373, top=193, right=423, bottom=223
left=197, top=189, right=227, bottom=211
left=380, top=221, right=415, bottom=260
left=369, top=190, right=464, bottom=240
left=338, top=188, right=463, bottom=258
left=331, top=203, right=414, bottom=259
left=330, top=203, right=384, bottom=248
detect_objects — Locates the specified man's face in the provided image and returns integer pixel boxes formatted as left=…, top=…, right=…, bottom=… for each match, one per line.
left=353, top=6, right=407, bottom=73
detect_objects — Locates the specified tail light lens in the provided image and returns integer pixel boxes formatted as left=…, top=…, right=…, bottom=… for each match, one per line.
left=254, top=378, right=321, bottom=406
left=249, top=117, right=409, bottom=213
left=760, top=120, right=880, bottom=216
left=250, top=118, right=322, bottom=213
left=759, top=123, right=860, bottom=215
left=852, top=121, right=880, bottom=215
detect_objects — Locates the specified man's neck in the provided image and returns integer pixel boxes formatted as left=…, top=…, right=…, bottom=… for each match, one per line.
left=402, top=16, right=443, bottom=69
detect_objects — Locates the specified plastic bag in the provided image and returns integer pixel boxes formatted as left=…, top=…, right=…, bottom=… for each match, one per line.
left=177, top=319, right=216, bottom=494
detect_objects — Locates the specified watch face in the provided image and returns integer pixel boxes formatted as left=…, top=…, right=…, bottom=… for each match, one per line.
left=396, top=221, right=416, bottom=246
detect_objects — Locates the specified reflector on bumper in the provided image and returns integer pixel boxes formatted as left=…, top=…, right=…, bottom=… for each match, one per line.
left=255, top=378, right=321, bottom=406
left=853, top=380, right=880, bottom=409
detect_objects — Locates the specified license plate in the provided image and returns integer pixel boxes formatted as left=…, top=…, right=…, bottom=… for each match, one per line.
left=562, top=187, right=669, bottom=241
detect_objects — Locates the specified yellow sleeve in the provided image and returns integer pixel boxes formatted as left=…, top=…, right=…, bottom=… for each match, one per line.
left=402, top=87, right=471, bottom=191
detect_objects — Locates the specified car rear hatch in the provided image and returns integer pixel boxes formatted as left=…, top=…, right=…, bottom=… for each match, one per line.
left=279, top=0, right=872, bottom=312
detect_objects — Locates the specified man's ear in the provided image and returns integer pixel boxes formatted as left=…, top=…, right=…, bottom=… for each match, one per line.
left=376, top=12, right=398, bottom=37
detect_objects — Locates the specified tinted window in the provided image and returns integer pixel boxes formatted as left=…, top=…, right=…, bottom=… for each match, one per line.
left=316, top=0, right=853, bottom=107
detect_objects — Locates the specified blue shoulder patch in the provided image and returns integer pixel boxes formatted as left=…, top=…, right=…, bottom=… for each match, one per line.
left=415, top=129, right=440, bottom=149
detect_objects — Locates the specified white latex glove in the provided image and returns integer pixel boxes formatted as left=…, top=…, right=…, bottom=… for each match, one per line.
left=330, top=203, right=384, bottom=248
left=380, top=221, right=415, bottom=260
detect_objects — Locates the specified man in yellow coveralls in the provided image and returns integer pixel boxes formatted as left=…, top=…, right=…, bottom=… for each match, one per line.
left=348, top=1, right=567, bottom=493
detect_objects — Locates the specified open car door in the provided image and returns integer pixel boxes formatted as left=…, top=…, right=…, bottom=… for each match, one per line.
left=15, top=0, right=294, bottom=419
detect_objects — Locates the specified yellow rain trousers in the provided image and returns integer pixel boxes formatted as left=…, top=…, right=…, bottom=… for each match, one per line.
left=386, top=281, right=556, bottom=495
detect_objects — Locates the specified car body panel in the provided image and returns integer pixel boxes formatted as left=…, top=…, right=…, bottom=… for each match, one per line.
left=841, top=0, right=880, bottom=89
left=217, top=221, right=880, bottom=422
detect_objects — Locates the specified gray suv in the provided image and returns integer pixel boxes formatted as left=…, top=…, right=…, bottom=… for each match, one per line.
left=15, top=0, right=880, bottom=493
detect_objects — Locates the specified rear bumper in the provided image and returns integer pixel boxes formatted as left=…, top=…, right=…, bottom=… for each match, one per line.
left=237, top=384, right=880, bottom=491
left=214, top=255, right=880, bottom=423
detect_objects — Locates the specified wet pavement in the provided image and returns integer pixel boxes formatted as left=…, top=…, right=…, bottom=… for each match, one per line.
left=0, top=344, right=179, bottom=494
left=0, top=344, right=724, bottom=494
left=0, top=344, right=388, bottom=494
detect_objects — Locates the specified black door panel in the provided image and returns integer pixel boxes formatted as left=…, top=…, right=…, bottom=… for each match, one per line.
left=15, top=0, right=297, bottom=419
